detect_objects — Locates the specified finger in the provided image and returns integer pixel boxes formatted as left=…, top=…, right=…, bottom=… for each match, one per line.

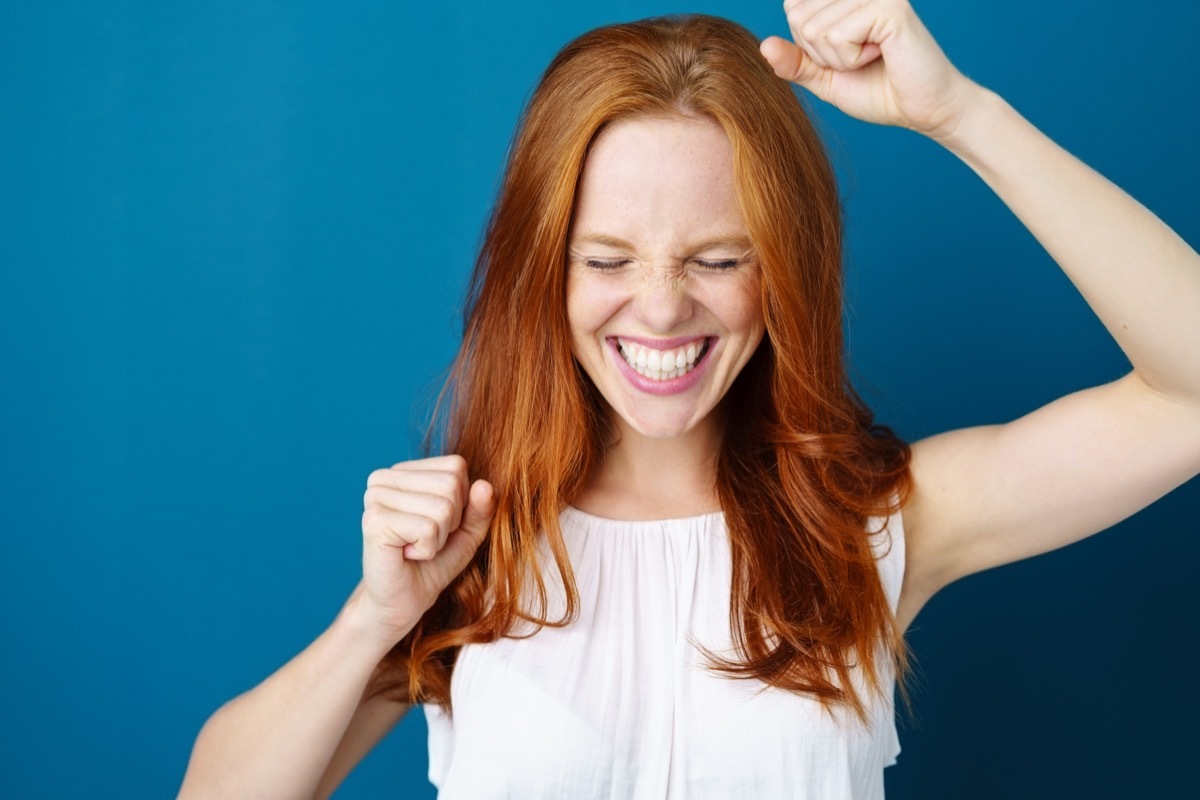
left=405, top=455, right=469, bottom=507
left=804, top=0, right=881, bottom=72
left=365, top=469, right=467, bottom=512
left=389, top=454, right=468, bottom=488
left=824, top=3, right=886, bottom=70
left=390, top=454, right=468, bottom=472
left=363, top=487, right=460, bottom=550
left=760, top=36, right=829, bottom=95
left=792, top=0, right=866, bottom=71
left=428, top=480, right=496, bottom=577
left=784, top=0, right=841, bottom=69
left=854, top=41, right=881, bottom=69
left=370, top=458, right=469, bottom=507
left=456, top=479, right=496, bottom=543
left=362, top=507, right=443, bottom=560
left=784, top=0, right=843, bottom=39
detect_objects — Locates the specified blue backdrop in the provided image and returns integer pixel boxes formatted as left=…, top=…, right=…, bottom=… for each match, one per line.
left=2, top=1, right=1197, bottom=797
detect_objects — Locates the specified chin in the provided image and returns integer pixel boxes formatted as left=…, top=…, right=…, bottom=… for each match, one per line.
left=616, top=404, right=709, bottom=441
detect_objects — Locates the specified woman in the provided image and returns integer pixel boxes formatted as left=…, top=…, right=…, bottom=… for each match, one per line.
left=180, top=1, right=1200, bottom=797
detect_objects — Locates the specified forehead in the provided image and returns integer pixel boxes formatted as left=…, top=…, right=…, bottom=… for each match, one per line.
left=570, top=114, right=746, bottom=248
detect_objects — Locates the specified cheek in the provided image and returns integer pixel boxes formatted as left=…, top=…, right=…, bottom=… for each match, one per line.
left=566, top=271, right=623, bottom=345
left=731, top=293, right=765, bottom=339
left=697, top=274, right=766, bottom=342
left=565, top=273, right=592, bottom=345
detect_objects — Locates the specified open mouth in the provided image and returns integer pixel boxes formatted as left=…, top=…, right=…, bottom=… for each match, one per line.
left=614, top=337, right=712, bottom=381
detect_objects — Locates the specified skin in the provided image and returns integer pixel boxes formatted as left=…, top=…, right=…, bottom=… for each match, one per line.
left=179, top=2, right=1200, bottom=797
left=761, top=0, right=1200, bottom=632
left=565, top=114, right=765, bottom=520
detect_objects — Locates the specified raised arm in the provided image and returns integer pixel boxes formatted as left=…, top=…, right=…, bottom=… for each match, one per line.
left=179, top=457, right=494, bottom=798
left=761, top=0, right=1200, bottom=628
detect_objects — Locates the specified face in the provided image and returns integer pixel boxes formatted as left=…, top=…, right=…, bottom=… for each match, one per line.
left=566, top=114, right=765, bottom=442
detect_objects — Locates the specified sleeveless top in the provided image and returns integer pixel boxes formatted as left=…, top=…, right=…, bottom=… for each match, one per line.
left=425, top=506, right=905, bottom=798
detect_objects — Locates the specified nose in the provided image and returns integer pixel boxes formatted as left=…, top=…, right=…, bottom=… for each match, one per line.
left=630, top=264, right=694, bottom=333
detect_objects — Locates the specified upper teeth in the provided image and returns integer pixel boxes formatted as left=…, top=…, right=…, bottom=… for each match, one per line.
left=616, top=338, right=706, bottom=380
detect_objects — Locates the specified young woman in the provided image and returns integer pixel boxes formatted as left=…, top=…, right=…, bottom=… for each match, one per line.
left=180, top=1, right=1200, bottom=797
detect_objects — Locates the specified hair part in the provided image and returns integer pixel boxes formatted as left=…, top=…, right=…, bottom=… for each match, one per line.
left=367, top=13, right=911, bottom=721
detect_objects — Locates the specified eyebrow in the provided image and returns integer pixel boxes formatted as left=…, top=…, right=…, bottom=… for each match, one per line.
left=568, top=232, right=754, bottom=253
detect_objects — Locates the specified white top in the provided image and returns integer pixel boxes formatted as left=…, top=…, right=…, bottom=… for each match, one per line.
left=425, top=505, right=905, bottom=798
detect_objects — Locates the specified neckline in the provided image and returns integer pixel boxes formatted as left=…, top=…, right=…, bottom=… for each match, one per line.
left=563, top=504, right=725, bottom=525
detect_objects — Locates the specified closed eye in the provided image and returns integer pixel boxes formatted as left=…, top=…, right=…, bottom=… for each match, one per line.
left=694, top=259, right=741, bottom=270
left=585, top=258, right=631, bottom=270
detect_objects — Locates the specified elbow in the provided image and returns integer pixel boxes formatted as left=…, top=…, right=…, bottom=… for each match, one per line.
left=176, top=711, right=224, bottom=799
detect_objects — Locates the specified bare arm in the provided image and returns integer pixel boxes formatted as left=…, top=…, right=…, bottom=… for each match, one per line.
left=899, top=90, right=1200, bottom=626
left=179, top=457, right=495, bottom=798
left=763, top=0, right=1200, bottom=628
left=179, top=585, right=408, bottom=799
left=315, top=690, right=411, bottom=800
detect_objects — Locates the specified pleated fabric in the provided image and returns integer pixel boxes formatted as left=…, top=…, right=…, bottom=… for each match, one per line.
left=426, top=505, right=904, bottom=798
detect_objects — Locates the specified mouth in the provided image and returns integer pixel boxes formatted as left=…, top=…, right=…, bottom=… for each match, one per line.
left=613, top=336, right=712, bottom=381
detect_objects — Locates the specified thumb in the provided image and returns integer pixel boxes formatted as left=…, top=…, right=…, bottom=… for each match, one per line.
left=429, top=479, right=496, bottom=577
left=457, top=479, right=496, bottom=543
left=760, top=36, right=829, bottom=95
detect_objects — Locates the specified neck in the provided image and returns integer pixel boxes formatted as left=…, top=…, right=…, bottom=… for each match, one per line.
left=573, top=410, right=725, bottom=521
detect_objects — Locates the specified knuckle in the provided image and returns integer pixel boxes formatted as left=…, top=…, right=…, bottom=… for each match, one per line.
left=435, top=472, right=462, bottom=499
left=417, top=516, right=440, bottom=543
left=432, top=494, right=455, bottom=520
left=799, top=22, right=820, bottom=42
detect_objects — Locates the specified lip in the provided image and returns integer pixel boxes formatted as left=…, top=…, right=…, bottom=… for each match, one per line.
left=607, top=336, right=715, bottom=396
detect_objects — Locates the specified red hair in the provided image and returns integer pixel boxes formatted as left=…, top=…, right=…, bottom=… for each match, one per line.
left=369, top=14, right=911, bottom=719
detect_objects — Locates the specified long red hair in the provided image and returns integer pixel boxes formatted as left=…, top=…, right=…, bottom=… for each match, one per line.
left=369, top=14, right=911, bottom=719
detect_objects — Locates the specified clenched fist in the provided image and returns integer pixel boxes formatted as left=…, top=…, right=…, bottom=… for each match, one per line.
left=761, top=0, right=976, bottom=140
left=356, top=455, right=495, bottom=645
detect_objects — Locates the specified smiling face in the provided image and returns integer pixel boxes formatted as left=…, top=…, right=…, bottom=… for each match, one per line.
left=566, top=114, right=766, bottom=443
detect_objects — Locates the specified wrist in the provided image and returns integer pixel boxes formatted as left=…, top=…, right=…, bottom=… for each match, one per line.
left=336, top=583, right=417, bottom=659
left=928, top=82, right=1006, bottom=154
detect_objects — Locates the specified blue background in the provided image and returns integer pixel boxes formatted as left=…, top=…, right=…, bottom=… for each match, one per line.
left=2, top=1, right=1197, bottom=797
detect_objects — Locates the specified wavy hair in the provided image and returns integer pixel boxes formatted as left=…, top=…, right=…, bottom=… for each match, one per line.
left=368, top=13, right=911, bottom=719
